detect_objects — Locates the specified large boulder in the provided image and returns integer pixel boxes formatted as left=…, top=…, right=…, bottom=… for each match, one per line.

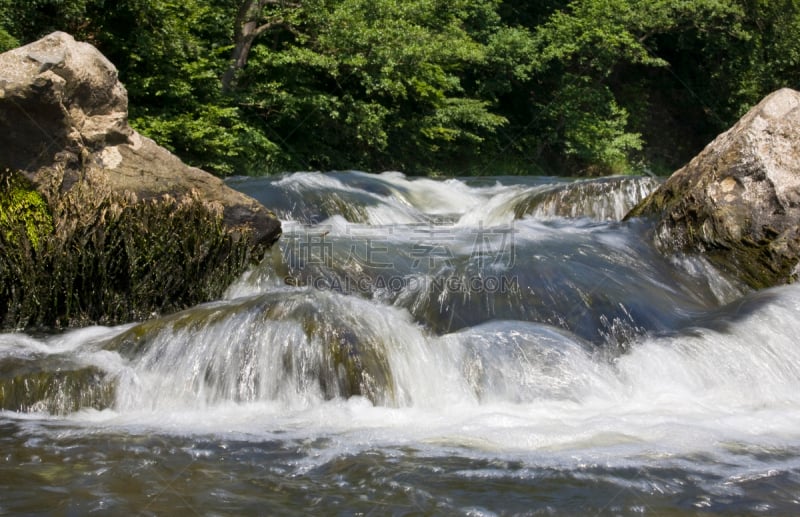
left=0, top=32, right=281, bottom=329
left=626, top=88, right=800, bottom=289
left=0, top=31, right=280, bottom=246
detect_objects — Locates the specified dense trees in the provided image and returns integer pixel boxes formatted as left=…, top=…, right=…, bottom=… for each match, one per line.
left=232, top=0, right=512, bottom=172
left=1, top=0, right=799, bottom=176
left=518, top=0, right=751, bottom=174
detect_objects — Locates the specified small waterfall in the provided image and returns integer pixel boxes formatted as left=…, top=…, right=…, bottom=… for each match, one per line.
left=4, top=283, right=799, bottom=423
left=613, top=286, right=800, bottom=409
left=226, top=172, right=701, bottom=346
left=227, top=172, right=661, bottom=228
left=438, top=321, right=604, bottom=404
left=2, top=172, right=743, bottom=418
left=0, top=174, right=775, bottom=411
left=231, top=216, right=727, bottom=342
left=103, top=290, right=453, bottom=410
left=514, top=176, right=662, bottom=221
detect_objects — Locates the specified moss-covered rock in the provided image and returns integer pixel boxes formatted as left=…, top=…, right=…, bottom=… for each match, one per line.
left=626, top=88, right=800, bottom=289
left=0, top=171, right=53, bottom=251
left=104, top=291, right=399, bottom=406
left=0, top=167, right=263, bottom=329
left=0, top=33, right=282, bottom=330
left=0, top=356, right=115, bottom=414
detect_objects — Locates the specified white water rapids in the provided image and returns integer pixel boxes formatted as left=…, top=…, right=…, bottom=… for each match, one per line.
left=1, top=171, right=799, bottom=514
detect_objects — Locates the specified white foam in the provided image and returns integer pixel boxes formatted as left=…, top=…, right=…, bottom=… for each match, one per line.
left=35, top=285, right=796, bottom=472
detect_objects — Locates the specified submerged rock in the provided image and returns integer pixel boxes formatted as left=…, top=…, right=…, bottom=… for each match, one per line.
left=627, top=88, right=800, bottom=289
left=0, top=356, right=115, bottom=414
left=515, top=175, right=661, bottom=222
left=104, top=291, right=401, bottom=407
left=0, top=32, right=281, bottom=329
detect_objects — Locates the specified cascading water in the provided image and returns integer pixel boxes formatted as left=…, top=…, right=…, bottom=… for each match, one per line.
left=2, top=171, right=799, bottom=515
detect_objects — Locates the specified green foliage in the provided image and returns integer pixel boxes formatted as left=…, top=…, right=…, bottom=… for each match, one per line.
left=132, top=103, right=283, bottom=176
left=553, top=81, right=642, bottom=175
left=234, top=0, right=509, bottom=173
left=718, top=0, right=800, bottom=116
left=0, top=5, right=17, bottom=52
left=0, top=28, right=16, bottom=52
left=0, top=0, right=93, bottom=42
left=0, top=0, right=18, bottom=51
left=516, top=0, right=749, bottom=174
left=3, top=0, right=800, bottom=176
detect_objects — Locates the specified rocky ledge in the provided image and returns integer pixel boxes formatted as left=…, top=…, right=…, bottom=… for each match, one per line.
left=627, top=88, right=800, bottom=289
left=0, top=32, right=281, bottom=329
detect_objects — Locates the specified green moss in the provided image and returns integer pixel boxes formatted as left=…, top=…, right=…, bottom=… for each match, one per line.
left=45, top=195, right=258, bottom=327
left=1, top=167, right=266, bottom=331
left=0, top=170, right=54, bottom=251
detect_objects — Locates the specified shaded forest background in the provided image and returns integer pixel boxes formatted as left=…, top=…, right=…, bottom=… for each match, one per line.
left=2, top=0, right=799, bottom=177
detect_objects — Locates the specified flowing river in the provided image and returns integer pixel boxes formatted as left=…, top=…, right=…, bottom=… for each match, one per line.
left=2, top=171, right=800, bottom=515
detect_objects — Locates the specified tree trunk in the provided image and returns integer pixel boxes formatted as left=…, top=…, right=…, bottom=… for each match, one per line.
left=222, top=0, right=296, bottom=93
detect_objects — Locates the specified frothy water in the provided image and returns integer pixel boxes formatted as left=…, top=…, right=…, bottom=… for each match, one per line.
left=2, top=172, right=799, bottom=515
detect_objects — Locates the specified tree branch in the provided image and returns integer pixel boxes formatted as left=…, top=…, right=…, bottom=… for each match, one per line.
left=254, top=19, right=289, bottom=37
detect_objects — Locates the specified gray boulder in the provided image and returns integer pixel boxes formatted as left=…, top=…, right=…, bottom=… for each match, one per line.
left=627, top=88, right=800, bottom=289
left=0, top=31, right=280, bottom=247
left=0, top=32, right=280, bottom=328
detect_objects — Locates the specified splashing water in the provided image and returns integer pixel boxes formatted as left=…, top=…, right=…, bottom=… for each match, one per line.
left=3, top=172, right=799, bottom=515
